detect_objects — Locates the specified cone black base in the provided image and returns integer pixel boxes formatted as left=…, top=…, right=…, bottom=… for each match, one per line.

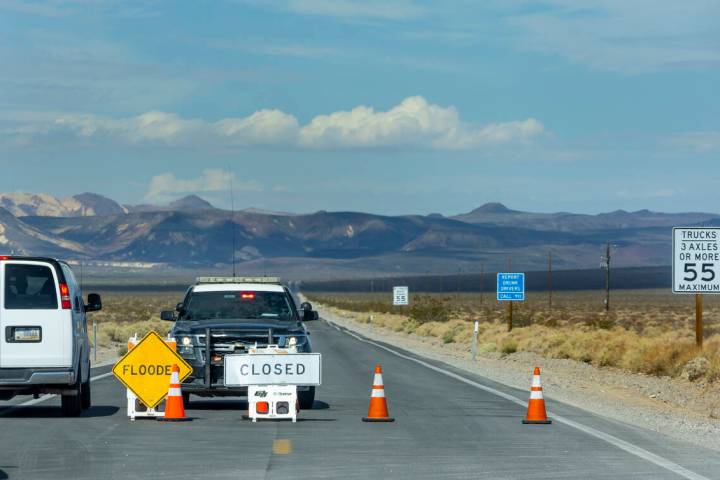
left=362, top=417, right=395, bottom=422
left=157, top=417, right=192, bottom=422
left=522, top=419, right=551, bottom=424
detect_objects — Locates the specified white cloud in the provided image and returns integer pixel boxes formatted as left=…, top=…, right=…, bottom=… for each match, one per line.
left=245, top=0, right=427, bottom=20
left=216, top=109, right=299, bottom=145
left=298, top=96, right=543, bottom=149
left=505, top=0, right=720, bottom=73
left=666, top=131, right=720, bottom=154
left=144, top=169, right=264, bottom=203
left=6, top=96, right=544, bottom=151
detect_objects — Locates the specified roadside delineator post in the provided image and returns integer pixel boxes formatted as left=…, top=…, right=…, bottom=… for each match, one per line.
left=158, top=364, right=191, bottom=422
left=362, top=364, right=394, bottom=422
left=522, top=367, right=551, bottom=424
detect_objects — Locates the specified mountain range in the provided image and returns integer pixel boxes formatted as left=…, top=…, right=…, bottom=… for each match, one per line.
left=0, top=192, right=716, bottom=277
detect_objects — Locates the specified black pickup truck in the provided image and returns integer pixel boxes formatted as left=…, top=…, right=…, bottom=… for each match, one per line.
left=160, top=277, right=319, bottom=409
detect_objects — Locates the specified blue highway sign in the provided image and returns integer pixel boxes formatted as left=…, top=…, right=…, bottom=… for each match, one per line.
left=497, top=273, right=525, bottom=301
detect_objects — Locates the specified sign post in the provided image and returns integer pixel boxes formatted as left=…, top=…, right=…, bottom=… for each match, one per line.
left=471, top=321, right=479, bottom=361
left=497, top=273, right=525, bottom=332
left=393, top=286, right=409, bottom=306
left=672, top=227, right=720, bottom=348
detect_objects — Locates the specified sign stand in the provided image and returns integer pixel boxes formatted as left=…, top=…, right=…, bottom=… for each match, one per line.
left=248, top=344, right=298, bottom=422
left=672, top=227, right=720, bottom=349
left=508, top=302, right=513, bottom=332
left=112, top=332, right=192, bottom=421
left=696, top=293, right=703, bottom=348
left=497, top=273, right=525, bottom=332
left=224, top=344, right=322, bottom=423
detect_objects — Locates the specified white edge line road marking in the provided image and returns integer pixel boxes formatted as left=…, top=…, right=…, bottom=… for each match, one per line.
left=0, top=371, right=114, bottom=416
left=328, top=320, right=710, bottom=480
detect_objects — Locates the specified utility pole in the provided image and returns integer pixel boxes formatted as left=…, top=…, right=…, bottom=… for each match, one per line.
left=602, top=243, right=611, bottom=312
left=479, top=264, right=484, bottom=306
left=456, top=268, right=461, bottom=296
left=548, top=251, right=553, bottom=312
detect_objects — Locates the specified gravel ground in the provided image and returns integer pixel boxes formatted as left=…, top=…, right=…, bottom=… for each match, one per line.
left=315, top=302, right=720, bottom=452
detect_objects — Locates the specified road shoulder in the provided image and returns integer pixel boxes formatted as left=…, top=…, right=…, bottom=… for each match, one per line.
left=315, top=302, right=720, bottom=452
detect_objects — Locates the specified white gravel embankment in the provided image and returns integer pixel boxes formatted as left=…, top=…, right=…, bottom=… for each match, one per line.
left=315, top=303, right=720, bottom=452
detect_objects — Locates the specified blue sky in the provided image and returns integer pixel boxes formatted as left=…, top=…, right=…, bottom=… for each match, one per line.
left=0, top=0, right=718, bottom=215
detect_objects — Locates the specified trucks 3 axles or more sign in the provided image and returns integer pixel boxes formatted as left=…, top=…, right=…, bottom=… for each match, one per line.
left=673, top=228, right=720, bottom=294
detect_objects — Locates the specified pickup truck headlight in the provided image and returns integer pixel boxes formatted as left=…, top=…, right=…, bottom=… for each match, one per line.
left=177, top=336, right=195, bottom=358
left=285, top=336, right=308, bottom=350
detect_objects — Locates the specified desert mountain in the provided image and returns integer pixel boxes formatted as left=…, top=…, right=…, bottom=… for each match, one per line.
left=453, top=203, right=717, bottom=231
left=0, top=192, right=128, bottom=217
left=128, top=195, right=216, bottom=213
left=1, top=193, right=717, bottom=273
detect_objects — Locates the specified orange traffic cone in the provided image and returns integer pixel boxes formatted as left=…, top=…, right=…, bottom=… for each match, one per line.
left=522, top=367, right=551, bottom=424
left=362, top=364, right=395, bottom=422
left=158, top=364, right=190, bottom=422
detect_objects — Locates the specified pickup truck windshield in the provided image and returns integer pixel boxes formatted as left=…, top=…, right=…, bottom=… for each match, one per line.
left=181, top=291, right=296, bottom=321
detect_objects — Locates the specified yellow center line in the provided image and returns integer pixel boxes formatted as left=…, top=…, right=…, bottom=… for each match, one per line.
left=272, top=439, right=293, bottom=455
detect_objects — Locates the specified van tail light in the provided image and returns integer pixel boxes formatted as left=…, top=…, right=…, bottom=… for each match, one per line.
left=59, top=283, right=71, bottom=309
left=0, top=256, right=9, bottom=260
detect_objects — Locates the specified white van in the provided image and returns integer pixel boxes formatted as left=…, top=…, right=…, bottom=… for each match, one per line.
left=0, top=256, right=102, bottom=416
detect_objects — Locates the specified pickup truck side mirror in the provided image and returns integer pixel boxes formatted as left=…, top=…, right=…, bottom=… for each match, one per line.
left=299, top=301, right=318, bottom=321
left=160, top=310, right=176, bottom=321
left=85, top=293, right=102, bottom=312
left=175, top=302, right=185, bottom=312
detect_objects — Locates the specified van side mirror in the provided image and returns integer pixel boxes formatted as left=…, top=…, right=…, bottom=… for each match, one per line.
left=85, top=293, right=102, bottom=312
left=160, top=311, right=176, bottom=321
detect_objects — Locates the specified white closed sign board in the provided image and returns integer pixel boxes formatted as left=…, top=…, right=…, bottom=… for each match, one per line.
left=673, top=227, right=720, bottom=294
left=224, top=353, right=322, bottom=386
left=393, top=286, right=409, bottom=306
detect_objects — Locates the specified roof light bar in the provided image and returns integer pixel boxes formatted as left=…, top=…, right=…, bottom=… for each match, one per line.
left=195, top=276, right=281, bottom=285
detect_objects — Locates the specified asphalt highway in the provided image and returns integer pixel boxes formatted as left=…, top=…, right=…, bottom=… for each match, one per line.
left=1, top=318, right=719, bottom=479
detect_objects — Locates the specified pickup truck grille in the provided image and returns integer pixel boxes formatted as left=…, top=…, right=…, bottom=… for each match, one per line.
left=194, top=329, right=288, bottom=356
left=190, top=328, right=288, bottom=388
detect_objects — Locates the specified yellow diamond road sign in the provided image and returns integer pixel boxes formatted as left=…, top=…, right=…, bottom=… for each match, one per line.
left=112, top=331, right=193, bottom=409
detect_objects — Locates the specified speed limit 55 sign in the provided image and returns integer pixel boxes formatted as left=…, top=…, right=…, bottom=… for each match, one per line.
left=673, top=227, right=720, bottom=294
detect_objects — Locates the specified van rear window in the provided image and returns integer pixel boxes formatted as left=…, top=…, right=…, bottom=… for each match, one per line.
left=4, top=264, right=58, bottom=310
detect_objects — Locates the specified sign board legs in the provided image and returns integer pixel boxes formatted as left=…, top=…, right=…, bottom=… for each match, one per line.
left=696, top=293, right=703, bottom=349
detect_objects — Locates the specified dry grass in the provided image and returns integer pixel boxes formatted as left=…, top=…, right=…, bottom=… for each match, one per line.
left=88, top=292, right=180, bottom=356
left=308, top=290, right=720, bottom=382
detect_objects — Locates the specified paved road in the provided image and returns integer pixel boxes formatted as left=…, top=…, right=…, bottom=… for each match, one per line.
left=1, top=318, right=719, bottom=479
